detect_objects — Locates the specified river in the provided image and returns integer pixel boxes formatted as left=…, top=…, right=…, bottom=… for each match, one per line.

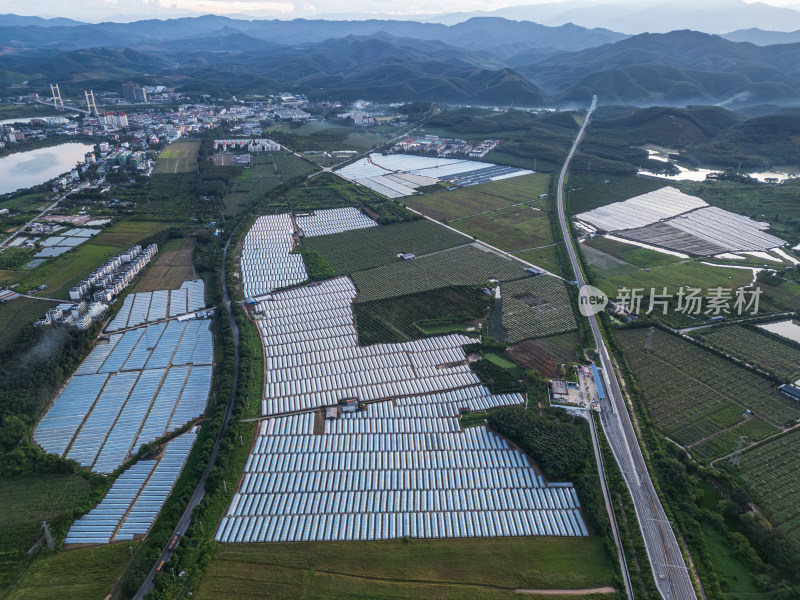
left=0, top=142, right=95, bottom=195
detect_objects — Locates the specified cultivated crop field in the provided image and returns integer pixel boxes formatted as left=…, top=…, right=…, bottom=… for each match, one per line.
left=594, top=261, right=752, bottom=302
left=507, top=331, right=581, bottom=378
left=223, top=152, right=317, bottom=215
left=92, top=220, right=179, bottom=248
left=582, top=243, right=639, bottom=279
left=354, top=286, right=487, bottom=345
left=737, top=430, right=800, bottom=552
left=501, top=277, right=578, bottom=343
left=405, top=173, right=550, bottom=222
left=153, top=140, right=200, bottom=174
left=583, top=236, right=680, bottom=270
left=352, top=244, right=532, bottom=303
left=690, top=325, right=800, bottom=382
left=195, top=537, right=620, bottom=600
left=5, top=541, right=137, bottom=600
left=566, top=173, right=665, bottom=214
left=617, top=328, right=799, bottom=461
left=302, top=219, right=470, bottom=274
left=277, top=120, right=388, bottom=153
left=132, top=237, right=196, bottom=292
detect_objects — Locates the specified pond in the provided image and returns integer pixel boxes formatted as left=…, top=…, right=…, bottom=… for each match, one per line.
left=0, top=142, right=94, bottom=194
left=758, top=320, right=800, bottom=345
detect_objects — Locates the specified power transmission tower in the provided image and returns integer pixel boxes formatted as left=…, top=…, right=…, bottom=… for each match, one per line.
left=50, top=84, right=64, bottom=110
left=643, top=326, right=655, bottom=353
left=42, top=521, right=55, bottom=551
left=84, top=90, right=98, bottom=116
left=729, top=436, right=748, bottom=467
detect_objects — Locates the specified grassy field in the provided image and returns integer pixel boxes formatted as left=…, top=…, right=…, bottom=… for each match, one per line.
left=737, top=429, right=800, bottom=553
left=690, top=325, right=800, bottom=382
left=354, top=286, right=487, bottom=345
left=0, top=296, right=57, bottom=350
left=14, top=220, right=179, bottom=299
left=0, top=474, right=95, bottom=555
left=14, top=243, right=118, bottom=297
left=352, top=244, right=532, bottom=303
left=0, top=191, right=49, bottom=213
left=302, top=219, right=470, bottom=275
left=617, top=328, right=799, bottom=462
left=223, top=152, right=317, bottom=215
left=507, top=331, right=581, bottom=378
left=132, top=237, right=195, bottom=292
left=195, top=537, right=620, bottom=600
left=6, top=542, right=136, bottom=600
left=153, top=140, right=200, bottom=174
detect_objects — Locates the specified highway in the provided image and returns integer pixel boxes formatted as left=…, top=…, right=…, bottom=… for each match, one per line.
left=556, top=96, right=697, bottom=600
left=132, top=229, right=241, bottom=600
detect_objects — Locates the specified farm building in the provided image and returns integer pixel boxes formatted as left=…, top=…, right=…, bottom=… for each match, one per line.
left=551, top=379, right=569, bottom=403
left=779, top=384, right=800, bottom=401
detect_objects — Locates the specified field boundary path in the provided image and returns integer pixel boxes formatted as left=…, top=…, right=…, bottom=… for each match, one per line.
left=133, top=229, right=242, bottom=600
left=557, top=95, right=696, bottom=600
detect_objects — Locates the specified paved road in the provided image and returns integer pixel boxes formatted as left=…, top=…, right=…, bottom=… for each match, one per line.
left=133, top=231, right=241, bottom=600
left=556, top=96, right=696, bottom=600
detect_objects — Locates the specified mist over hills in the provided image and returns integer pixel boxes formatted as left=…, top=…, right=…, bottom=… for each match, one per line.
left=518, top=30, right=800, bottom=104
left=1, top=14, right=800, bottom=107
left=429, top=0, right=800, bottom=34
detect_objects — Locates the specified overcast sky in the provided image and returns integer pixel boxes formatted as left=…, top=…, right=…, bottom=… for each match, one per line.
left=2, top=0, right=799, bottom=22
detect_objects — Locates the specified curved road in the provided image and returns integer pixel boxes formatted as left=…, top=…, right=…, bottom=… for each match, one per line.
left=133, top=232, right=241, bottom=600
left=556, top=96, right=696, bottom=600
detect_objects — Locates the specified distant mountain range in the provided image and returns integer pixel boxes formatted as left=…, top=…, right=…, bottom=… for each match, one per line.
left=518, top=30, right=800, bottom=104
left=2, top=14, right=800, bottom=107
left=429, top=0, right=800, bottom=34
left=722, top=28, right=800, bottom=45
left=0, top=15, right=625, bottom=60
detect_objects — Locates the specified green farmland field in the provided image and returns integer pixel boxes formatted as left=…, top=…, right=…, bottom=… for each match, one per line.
left=566, top=173, right=665, bottom=214
left=302, top=219, right=470, bottom=274
left=500, top=276, right=578, bottom=343
left=617, top=328, right=799, bottom=461
left=690, top=325, right=800, bottom=382
left=223, top=152, right=317, bottom=215
left=352, top=244, right=533, bottom=303
left=0, top=296, right=58, bottom=350
left=405, top=173, right=550, bottom=222
left=354, top=286, right=487, bottom=345
left=195, top=537, right=620, bottom=600
left=153, top=140, right=200, bottom=174
left=583, top=236, right=680, bottom=270
left=737, top=430, right=800, bottom=553
left=404, top=174, right=560, bottom=273
left=5, top=542, right=136, bottom=600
